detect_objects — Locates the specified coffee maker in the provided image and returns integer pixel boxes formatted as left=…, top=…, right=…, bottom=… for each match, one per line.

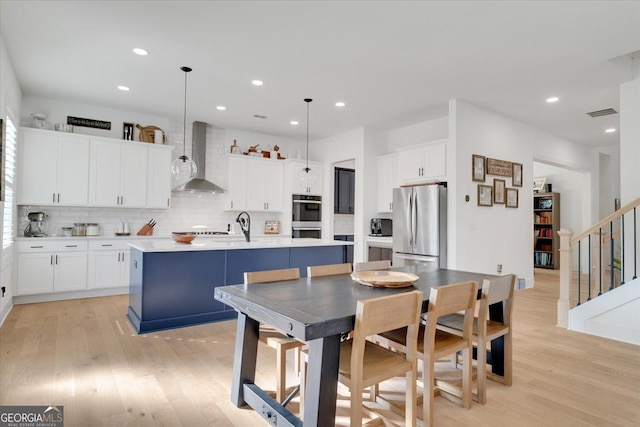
left=24, top=212, right=47, bottom=237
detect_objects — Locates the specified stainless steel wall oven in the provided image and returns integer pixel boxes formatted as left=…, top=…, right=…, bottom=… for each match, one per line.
left=292, top=194, right=322, bottom=238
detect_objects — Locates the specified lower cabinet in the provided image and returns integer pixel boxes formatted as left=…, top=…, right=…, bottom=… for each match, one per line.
left=17, top=240, right=88, bottom=295
left=88, top=240, right=130, bottom=289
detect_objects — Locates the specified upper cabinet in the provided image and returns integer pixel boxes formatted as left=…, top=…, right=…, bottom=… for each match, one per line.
left=376, top=154, right=398, bottom=213
left=226, top=156, right=284, bottom=212
left=18, top=128, right=90, bottom=206
left=89, top=138, right=148, bottom=208
left=334, top=167, right=355, bottom=214
left=397, top=140, right=446, bottom=184
left=18, top=128, right=172, bottom=209
left=146, top=147, right=173, bottom=209
left=286, top=159, right=324, bottom=196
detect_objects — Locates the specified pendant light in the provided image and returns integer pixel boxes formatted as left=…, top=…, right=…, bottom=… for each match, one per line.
left=171, top=66, right=198, bottom=181
left=297, top=98, right=317, bottom=189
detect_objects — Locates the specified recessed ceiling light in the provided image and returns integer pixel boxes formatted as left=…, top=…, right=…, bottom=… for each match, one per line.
left=335, top=102, right=345, bottom=107
left=546, top=97, right=559, bottom=103
left=605, top=128, right=616, bottom=133
left=133, top=48, right=148, bottom=56
left=252, top=80, right=263, bottom=86
left=290, top=121, right=299, bottom=125
left=216, top=106, right=226, bottom=111
left=117, top=86, right=130, bottom=91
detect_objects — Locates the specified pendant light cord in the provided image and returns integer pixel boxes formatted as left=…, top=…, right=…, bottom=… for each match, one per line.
left=180, top=66, right=192, bottom=161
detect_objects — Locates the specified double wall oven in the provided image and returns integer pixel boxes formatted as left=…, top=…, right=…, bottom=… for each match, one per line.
left=292, top=194, right=322, bottom=238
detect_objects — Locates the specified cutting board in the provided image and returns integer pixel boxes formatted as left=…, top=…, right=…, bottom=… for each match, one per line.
left=136, top=124, right=166, bottom=144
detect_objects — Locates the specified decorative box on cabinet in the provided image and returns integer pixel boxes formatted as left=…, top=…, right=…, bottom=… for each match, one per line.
left=18, top=128, right=90, bottom=206
left=16, top=240, right=88, bottom=295
left=286, top=159, right=324, bottom=195
left=89, top=138, right=148, bottom=207
left=397, top=140, right=446, bottom=184
left=533, top=192, right=560, bottom=269
left=376, top=154, right=398, bottom=213
left=88, top=240, right=130, bottom=289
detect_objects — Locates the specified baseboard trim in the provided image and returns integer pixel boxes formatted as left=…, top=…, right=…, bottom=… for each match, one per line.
left=13, top=287, right=129, bottom=305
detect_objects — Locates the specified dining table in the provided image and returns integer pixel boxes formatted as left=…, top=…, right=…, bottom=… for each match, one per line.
left=214, top=265, right=502, bottom=427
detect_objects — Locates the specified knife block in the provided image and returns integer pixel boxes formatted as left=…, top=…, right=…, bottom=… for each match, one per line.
left=137, top=224, right=154, bottom=236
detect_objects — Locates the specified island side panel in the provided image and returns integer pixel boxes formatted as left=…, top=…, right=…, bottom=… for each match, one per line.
left=127, top=248, right=144, bottom=332
left=290, top=245, right=347, bottom=277
left=130, top=249, right=231, bottom=333
left=225, top=248, right=290, bottom=286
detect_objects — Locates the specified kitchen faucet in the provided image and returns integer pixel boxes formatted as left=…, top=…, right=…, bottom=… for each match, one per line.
left=235, top=211, right=251, bottom=242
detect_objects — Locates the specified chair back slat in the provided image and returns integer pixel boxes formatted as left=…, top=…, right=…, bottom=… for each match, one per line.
left=307, top=263, right=352, bottom=277
left=244, top=267, right=300, bottom=284
left=429, top=281, right=478, bottom=317
left=356, top=290, right=423, bottom=337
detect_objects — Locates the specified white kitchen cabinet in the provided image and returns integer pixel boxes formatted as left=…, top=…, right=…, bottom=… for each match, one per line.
left=16, top=240, right=88, bottom=295
left=376, top=154, right=398, bottom=213
left=247, top=158, right=284, bottom=212
left=88, top=240, right=130, bottom=289
left=226, top=155, right=248, bottom=210
left=286, top=159, right=324, bottom=195
left=226, top=156, right=283, bottom=212
left=397, top=140, right=447, bottom=184
left=146, top=146, right=173, bottom=209
left=89, top=138, right=147, bottom=207
left=18, top=128, right=90, bottom=206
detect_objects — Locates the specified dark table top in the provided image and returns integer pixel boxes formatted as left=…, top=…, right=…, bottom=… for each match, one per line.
left=214, top=265, right=498, bottom=342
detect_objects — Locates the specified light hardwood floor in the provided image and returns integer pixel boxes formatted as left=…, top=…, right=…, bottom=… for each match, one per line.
left=1, top=269, right=638, bottom=426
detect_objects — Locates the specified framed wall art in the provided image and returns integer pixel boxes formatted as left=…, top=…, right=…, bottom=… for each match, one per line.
left=264, top=220, right=281, bottom=234
left=493, top=178, right=506, bottom=204
left=506, top=188, right=519, bottom=208
left=533, top=176, right=547, bottom=193
left=472, top=154, right=486, bottom=182
left=512, top=162, right=523, bottom=187
left=478, top=184, right=493, bottom=206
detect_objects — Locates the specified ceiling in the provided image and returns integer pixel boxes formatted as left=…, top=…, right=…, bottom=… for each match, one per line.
left=1, top=1, right=639, bottom=146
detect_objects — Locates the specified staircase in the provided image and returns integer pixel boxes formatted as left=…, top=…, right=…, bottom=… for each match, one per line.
left=557, top=197, right=640, bottom=345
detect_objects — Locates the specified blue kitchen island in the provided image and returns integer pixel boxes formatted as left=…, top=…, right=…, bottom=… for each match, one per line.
left=126, top=237, right=353, bottom=333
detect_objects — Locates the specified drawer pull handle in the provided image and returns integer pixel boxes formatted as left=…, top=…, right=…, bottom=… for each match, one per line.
left=101, top=244, right=113, bottom=247
left=65, top=245, right=77, bottom=248
left=30, top=245, right=44, bottom=248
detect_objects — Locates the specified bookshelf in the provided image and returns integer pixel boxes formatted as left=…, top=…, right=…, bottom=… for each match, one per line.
left=534, top=192, right=560, bottom=269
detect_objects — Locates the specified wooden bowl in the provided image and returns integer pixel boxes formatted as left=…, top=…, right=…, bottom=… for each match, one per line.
left=172, top=232, right=196, bottom=244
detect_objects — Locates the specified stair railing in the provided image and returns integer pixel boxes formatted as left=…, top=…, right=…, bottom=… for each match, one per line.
left=557, top=197, right=640, bottom=328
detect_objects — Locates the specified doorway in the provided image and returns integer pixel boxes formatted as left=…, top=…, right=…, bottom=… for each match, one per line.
left=333, top=159, right=355, bottom=263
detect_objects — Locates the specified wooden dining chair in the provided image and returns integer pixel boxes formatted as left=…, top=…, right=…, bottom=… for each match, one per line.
left=353, top=259, right=392, bottom=272
left=301, top=290, right=423, bottom=426
left=375, top=280, right=478, bottom=427
left=244, top=267, right=303, bottom=403
left=436, top=274, right=516, bottom=404
left=306, top=262, right=353, bottom=277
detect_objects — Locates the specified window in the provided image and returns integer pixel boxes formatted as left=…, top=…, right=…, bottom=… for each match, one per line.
left=2, top=111, right=16, bottom=250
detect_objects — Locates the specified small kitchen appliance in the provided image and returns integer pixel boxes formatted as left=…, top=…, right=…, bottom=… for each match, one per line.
left=370, top=218, right=392, bottom=236
left=24, top=212, right=47, bottom=237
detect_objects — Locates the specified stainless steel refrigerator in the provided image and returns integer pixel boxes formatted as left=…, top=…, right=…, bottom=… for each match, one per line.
left=392, top=183, right=447, bottom=269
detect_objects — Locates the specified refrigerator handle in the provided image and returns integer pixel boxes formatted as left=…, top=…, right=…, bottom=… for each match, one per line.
left=412, top=190, right=418, bottom=250
left=408, top=191, right=413, bottom=248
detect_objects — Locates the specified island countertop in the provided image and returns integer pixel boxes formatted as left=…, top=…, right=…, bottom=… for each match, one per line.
left=128, top=237, right=354, bottom=253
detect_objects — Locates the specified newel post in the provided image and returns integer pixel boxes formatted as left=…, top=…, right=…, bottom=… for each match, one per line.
left=557, top=228, right=573, bottom=328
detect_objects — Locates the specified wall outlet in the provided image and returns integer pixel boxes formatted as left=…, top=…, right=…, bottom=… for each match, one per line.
left=497, top=264, right=503, bottom=273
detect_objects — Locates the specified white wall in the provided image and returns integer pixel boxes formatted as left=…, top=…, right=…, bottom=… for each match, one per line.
left=0, top=34, right=22, bottom=324
left=450, top=100, right=595, bottom=286
left=388, top=116, right=448, bottom=151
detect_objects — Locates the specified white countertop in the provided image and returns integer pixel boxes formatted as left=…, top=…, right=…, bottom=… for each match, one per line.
left=129, top=237, right=354, bottom=253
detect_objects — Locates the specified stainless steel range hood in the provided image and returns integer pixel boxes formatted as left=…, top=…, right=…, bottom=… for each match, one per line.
left=172, top=121, right=226, bottom=193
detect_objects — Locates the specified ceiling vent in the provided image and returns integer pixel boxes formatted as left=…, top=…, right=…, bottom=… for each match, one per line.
left=253, top=114, right=268, bottom=119
left=586, top=108, right=617, bottom=118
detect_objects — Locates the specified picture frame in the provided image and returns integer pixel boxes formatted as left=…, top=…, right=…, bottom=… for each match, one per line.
left=264, top=220, right=281, bottom=235
left=123, top=122, right=134, bottom=141
left=472, top=154, right=486, bottom=182
left=533, top=176, right=547, bottom=193
left=478, top=184, right=493, bottom=206
left=512, top=162, right=523, bottom=187
left=493, top=178, right=506, bottom=204
left=506, top=188, right=519, bottom=208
